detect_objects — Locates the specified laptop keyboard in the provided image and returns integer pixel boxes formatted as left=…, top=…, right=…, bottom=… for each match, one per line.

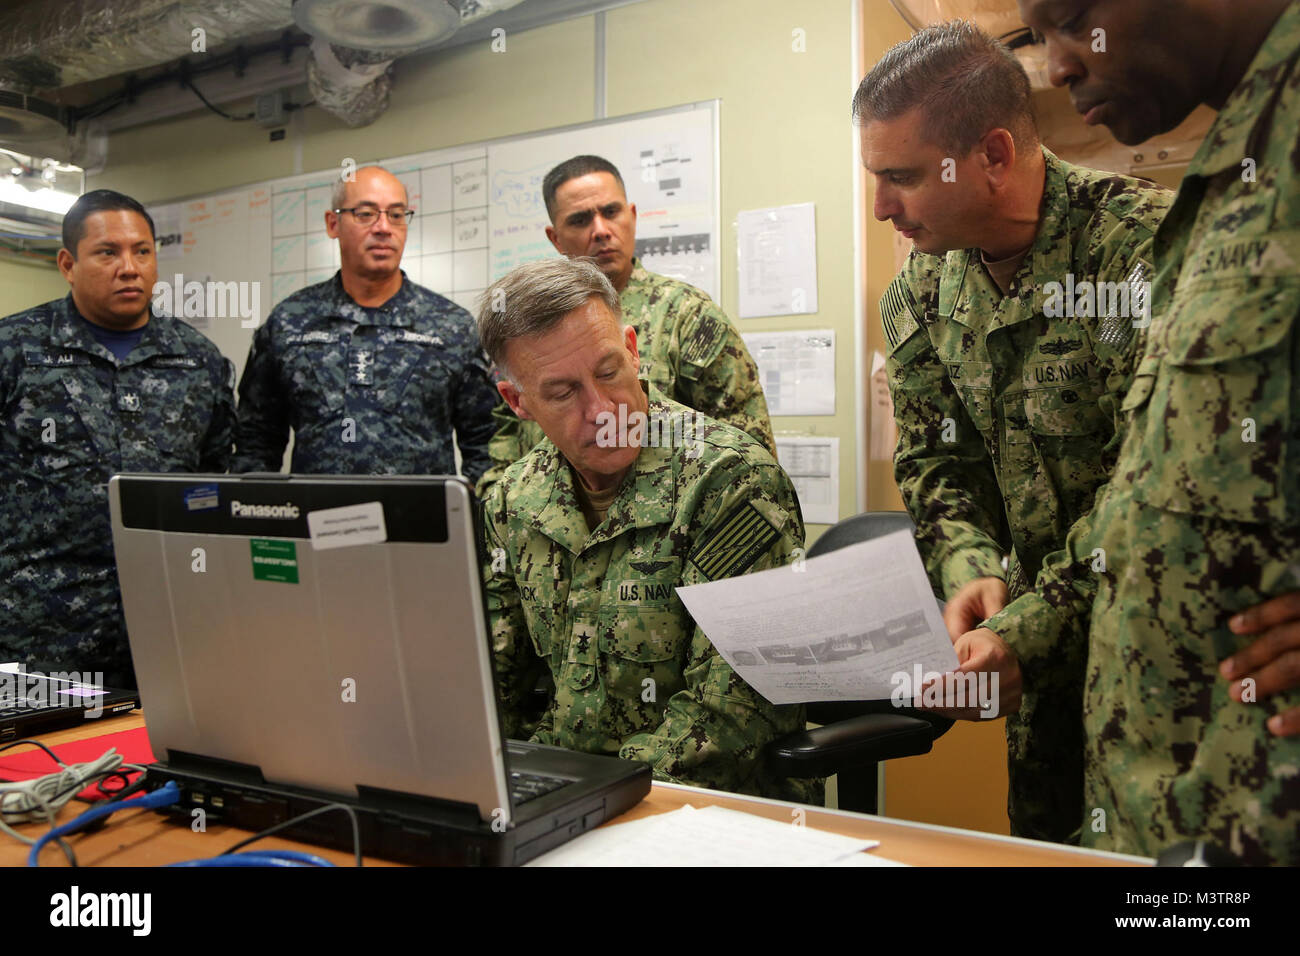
left=509, top=770, right=570, bottom=805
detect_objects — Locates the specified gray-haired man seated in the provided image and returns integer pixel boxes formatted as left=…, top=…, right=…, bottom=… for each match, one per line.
left=478, top=256, right=820, bottom=802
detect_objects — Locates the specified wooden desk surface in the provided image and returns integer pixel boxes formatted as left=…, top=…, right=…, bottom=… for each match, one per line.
left=1, top=714, right=1148, bottom=867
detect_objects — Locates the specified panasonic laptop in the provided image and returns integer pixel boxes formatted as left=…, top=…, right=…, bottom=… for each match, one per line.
left=108, top=473, right=650, bottom=865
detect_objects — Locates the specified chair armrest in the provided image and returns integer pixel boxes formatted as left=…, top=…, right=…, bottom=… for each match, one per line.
left=764, top=713, right=937, bottom=779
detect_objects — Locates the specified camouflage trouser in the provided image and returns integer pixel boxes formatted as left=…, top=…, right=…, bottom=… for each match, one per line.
left=1003, top=558, right=1085, bottom=845
left=1005, top=675, right=1085, bottom=844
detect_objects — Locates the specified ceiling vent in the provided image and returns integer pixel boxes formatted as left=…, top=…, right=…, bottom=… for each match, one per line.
left=292, top=0, right=463, bottom=51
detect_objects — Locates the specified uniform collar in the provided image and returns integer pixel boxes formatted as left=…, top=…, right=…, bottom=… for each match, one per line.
left=48, top=293, right=189, bottom=365
left=940, top=146, right=1069, bottom=331
left=328, top=268, right=416, bottom=326
left=1024, top=147, right=1074, bottom=285
left=625, top=257, right=650, bottom=290
left=522, top=383, right=678, bottom=555
left=1187, top=2, right=1300, bottom=178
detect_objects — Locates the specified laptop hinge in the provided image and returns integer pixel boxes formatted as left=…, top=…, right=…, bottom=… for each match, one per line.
left=354, top=784, right=482, bottom=828
left=164, top=750, right=270, bottom=786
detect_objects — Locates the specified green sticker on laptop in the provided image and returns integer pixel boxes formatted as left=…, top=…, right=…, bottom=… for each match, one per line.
left=250, top=538, right=299, bottom=584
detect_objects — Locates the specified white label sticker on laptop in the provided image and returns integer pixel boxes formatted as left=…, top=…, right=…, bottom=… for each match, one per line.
left=306, top=502, right=388, bottom=550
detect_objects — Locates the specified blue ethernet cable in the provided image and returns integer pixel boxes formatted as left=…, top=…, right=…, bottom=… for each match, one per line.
left=168, top=850, right=335, bottom=867
left=27, top=780, right=181, bottom=866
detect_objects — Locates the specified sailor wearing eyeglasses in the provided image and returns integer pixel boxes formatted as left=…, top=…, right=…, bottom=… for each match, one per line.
left=232, top=164, right=500, bottom=482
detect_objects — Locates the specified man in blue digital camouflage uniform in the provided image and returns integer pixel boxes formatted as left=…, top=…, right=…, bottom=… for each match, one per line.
left=233, top=165, right=499, bottom=482
left=0, top=190, right=235, bottom=688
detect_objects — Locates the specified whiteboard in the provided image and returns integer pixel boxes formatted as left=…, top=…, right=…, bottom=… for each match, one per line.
left=146, top=101, right=720, bottom=383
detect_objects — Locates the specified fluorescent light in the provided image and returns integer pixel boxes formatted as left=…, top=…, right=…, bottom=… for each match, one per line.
left=0, top=178, right=78, bottom=215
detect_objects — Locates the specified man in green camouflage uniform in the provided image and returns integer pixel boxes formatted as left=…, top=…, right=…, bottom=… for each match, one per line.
left=857, top=22, right=1172, bottom=843
left=479, top=256, right=816, bottom=803
left=476, top=155, right=773, bottom=497
left=955, top=0, right=1300, bottom=863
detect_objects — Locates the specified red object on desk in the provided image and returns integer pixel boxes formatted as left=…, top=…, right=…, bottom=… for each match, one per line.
left=0, top=727, right=156, bottom=799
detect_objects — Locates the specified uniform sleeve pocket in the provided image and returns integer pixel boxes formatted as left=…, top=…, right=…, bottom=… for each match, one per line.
left=1119, top=355, right=1160, bottom=413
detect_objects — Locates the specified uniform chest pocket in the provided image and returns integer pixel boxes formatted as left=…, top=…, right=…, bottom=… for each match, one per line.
left=943, top=359, right=993, bottom=433
left=958, top=385, right=993, bottom=432
left=1023, top=383, right=1108, bottom=436
left=370, top=339, right=447, bottom=412
left=140, top=362, right=215, bottom=466
left=1129, top=281, right=1296, bottom=523
left=280, top=339, right=345, bottom=416
left=13, top=359, right=105, bottom=472
left=598, top=604, right=685, bottom=700
left=1120, top=355, right=1159, bottom=415
left=520, top=599, right=559, bottom=663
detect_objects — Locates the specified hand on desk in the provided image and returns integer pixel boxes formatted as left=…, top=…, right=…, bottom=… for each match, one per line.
left=943, top=576, right=1008, bottom=641
left=1222, top=589, right=1300, bottom=737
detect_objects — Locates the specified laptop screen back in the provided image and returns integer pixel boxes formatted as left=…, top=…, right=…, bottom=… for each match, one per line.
left=108, top=474, right=510, bottom=823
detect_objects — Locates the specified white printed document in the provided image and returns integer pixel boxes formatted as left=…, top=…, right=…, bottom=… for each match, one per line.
left=676, top=530, right=958, bottom=705
left=529, top=805, right=899, bottom=867
left=775, top=437, right=839, bottom=525
left=737, top=202, right=818, bottom=318
left=742, top=329, right=836, bottom=416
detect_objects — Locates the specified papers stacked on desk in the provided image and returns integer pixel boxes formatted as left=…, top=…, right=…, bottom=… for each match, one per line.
left=529, top=805, right=907, bottom=867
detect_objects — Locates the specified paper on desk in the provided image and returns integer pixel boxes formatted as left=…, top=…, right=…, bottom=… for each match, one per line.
left=529, top=805, right=888, bottom=867
left=676, top=530, right=958, bottom=705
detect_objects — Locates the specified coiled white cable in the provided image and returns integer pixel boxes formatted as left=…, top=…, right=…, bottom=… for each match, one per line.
left=0, top=747, right=125, bottom=843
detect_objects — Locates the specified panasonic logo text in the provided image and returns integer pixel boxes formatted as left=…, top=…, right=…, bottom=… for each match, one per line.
left=230, top=501, right=300, bottom=519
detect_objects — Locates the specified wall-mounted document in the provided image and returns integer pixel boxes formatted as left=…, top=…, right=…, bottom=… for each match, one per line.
left=869, top=349, right=899, bottom=461
left=737, top=201, right=818, bottom=318
left=742, top=330, right=835, bottom=416
left=677, top=531, right=958, bottom=706
left=776, top=437, right=839, bottom=525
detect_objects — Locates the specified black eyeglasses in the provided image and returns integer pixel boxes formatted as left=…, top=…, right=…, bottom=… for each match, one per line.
left=334, top=206, right=416, bottom=227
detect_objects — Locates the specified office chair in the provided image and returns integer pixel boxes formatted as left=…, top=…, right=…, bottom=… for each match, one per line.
left=763, top=511, right=954, bottom=814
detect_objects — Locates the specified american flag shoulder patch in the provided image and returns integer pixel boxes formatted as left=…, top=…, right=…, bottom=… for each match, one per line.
left=690, top=501, right=780, bottom=581
left=1096, top=259, right=1151, bottom=347
left=682, top=312, right=724, bottom=367
left=881, top=278, right=921, bottom=353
